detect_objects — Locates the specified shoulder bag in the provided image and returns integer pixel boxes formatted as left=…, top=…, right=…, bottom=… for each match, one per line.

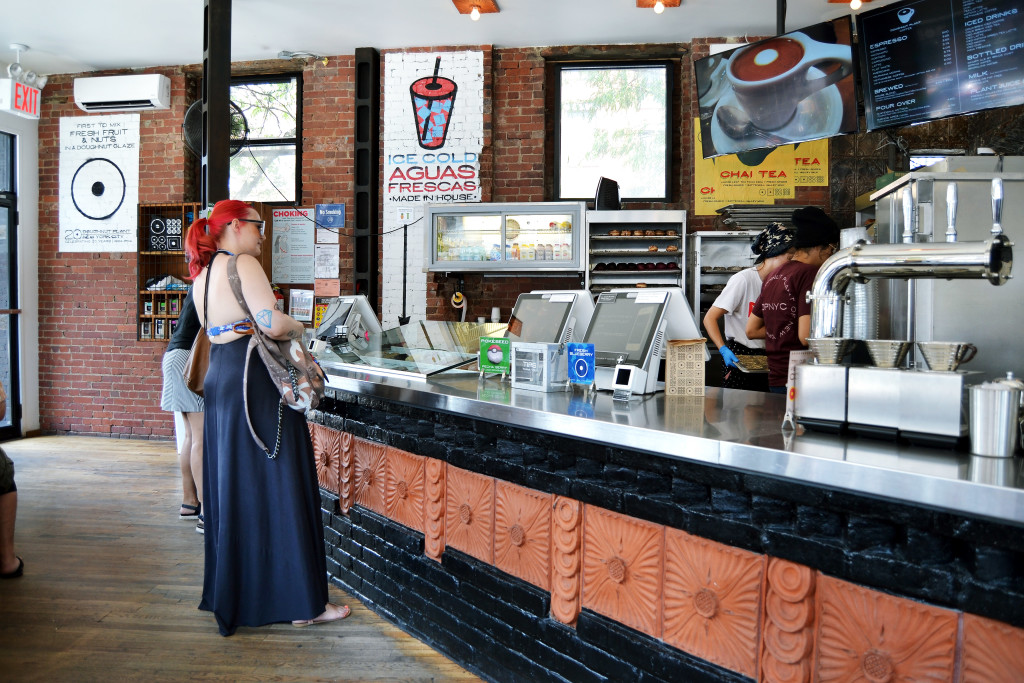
left=182, top=253, right=217, bottom=396
left=225, top=254, right=325, bottom=457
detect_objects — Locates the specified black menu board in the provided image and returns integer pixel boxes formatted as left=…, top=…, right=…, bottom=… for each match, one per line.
left=858, top=0, right=1024, bottom=130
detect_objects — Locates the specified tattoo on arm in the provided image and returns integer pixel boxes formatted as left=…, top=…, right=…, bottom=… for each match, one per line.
left=287, top=329, right=302, bottom=340
left=256, top=309, right=274, bottom=329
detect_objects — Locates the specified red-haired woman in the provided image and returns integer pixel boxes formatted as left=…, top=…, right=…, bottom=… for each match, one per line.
left=185, top=200, right=348, bottom=636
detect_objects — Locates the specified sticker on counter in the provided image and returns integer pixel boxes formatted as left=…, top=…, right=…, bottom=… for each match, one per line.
left=568, top=343, right=596, bottom=385
left=479, top=336, right=510, bottom=375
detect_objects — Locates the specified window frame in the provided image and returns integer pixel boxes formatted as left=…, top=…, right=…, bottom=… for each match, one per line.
left=551, top=59, right=674, bottom=203
left=229, top=72, right=303, bottom=205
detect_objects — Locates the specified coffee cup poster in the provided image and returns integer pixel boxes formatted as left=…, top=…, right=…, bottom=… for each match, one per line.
left=58, top=114, right=141, bottom=252
left=696, top=18, right=857, bottom=159
left=381, top=51, right=483, bottom=326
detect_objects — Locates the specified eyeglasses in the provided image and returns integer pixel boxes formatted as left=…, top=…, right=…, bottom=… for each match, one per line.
left=824, top=243, right=839, bottom=257
left=238, top=218, right=265, bottom=236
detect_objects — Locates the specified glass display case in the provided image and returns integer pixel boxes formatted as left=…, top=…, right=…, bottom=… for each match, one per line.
left=314, top=320, right=507, bottom=380
left=426, top=202, right=585, bottom=272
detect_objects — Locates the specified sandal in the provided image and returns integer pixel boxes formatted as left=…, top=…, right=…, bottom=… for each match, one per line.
left=292, top=604, right=350, bottom=627
left=1, top=556, right=24, bottom=579
left=179, top=503, right=201, bottom=519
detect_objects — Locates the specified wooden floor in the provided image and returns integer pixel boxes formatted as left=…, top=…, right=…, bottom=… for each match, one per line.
left=0, top=436, right=480, bottom=683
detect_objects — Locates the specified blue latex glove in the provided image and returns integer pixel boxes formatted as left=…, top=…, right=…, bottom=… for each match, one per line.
left=720, top=346, right=740, bottom=368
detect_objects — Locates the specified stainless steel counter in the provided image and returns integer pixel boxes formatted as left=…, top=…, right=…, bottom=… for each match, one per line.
left=323, top=368, right=1024, bottom=527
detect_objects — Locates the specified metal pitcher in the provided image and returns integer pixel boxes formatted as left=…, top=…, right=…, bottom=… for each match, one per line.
left=969, top=374, right=1024, bottom=458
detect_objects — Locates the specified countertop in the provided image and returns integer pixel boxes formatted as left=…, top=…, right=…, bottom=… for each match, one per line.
left=321, top=367, right=1024, bottom=527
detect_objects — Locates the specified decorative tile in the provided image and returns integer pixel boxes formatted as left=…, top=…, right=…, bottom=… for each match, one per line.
left=424, top=458, right=446, bottom=561
left=385, top=446, right=425, bottom=533
left=353, top=436, right=387, bottom=515
left=551, top=496, right=583, bottom=626
left=815, top=574, right=958, bottom=682
left=582, top=505, right=663, bottom=639
left=339, top=431, right=354, bottom=514
left=311, top=424, right=341, bottom=496
left=663, top=527, right=764, bottom=679
left=494, top=480, right=551, bottom=591
left=761, top=558, right=816, bottom=683
left=960, top=613, right=1024, bottom=683
left=445, top=465, right=494, bottom=565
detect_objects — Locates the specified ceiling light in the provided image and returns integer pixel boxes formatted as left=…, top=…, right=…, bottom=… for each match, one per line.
left=5, top=43, right=46, bottom=90
left=850, top=0, right=862, bottom=8
left=451, top=0, right=499, bottom=18
left=636, top=0, right=680, bottom=11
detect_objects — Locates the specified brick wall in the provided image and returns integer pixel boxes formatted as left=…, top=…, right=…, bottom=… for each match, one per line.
left=37, top=68, right=190, bottom=437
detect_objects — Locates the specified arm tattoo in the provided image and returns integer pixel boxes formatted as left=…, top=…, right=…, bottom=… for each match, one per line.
left=287, top=329, right=302, bottom=340
left=256, top=309, right=274, bottom=329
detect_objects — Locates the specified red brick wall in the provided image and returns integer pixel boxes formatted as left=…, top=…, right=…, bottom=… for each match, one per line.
left=35, top=60, right=359, bottom=436
left=37, top=68, right=190, bottom=437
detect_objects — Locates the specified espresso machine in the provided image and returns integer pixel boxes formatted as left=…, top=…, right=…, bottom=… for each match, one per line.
left=796, top=165, right=1016, bottom=448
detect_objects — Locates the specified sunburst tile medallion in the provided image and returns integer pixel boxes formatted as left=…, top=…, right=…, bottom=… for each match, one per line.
left=494, top=480, right=551, bottom=591
left=960, top=613, right=1024, bottom=683
left=312, top=425, right=341, bottom=497
left=663, top=527, right=764, bottom=678
left=816, top=574, right=958, bottom=682
left=582, top=505, right=664, bottom=638
left=445, top=465, right=494, bottom=564
left=385, top=446, right=425, bottom=533
left=352, top=437, right=387, bottom=515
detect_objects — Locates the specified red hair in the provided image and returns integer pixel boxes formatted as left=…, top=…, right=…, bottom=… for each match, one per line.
left=183, top=199, right=253, bottom=279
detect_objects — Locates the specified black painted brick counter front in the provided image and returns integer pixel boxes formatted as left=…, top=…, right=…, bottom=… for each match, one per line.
left=311, top=391, right=1024, bottom=681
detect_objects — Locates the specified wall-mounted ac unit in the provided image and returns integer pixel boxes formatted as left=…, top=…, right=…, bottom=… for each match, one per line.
left=74, top=74, right=171, bottom=112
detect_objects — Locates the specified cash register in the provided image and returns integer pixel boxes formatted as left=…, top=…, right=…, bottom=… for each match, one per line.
left=584, top=288, right=707, bottom=394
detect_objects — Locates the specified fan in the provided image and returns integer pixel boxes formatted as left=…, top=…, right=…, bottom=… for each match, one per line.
left=181, top=100, right=249, bottom=158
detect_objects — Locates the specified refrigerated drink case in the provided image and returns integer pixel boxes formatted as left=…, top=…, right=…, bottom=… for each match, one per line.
left=426, top=202, right=585, bottom=273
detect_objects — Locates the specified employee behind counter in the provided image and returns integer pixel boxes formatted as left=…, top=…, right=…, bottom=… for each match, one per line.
left=747, top=207, right=841, bottom=394
left=702, top=221, right=795, bottom=392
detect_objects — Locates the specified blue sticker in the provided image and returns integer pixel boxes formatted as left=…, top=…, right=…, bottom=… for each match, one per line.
left=568, top=343, right=595, bottom=385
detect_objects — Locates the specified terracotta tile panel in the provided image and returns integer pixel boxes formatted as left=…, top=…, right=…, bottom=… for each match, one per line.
left=311, top=424, right=341, bottom=497
left=445, top=465, right=494, bottom=565
left=960, top=613, right=1024, bottom=683
left=663, top=527, right=764, bottom=679
left=352, top=436, right=387, bottom=515
left=338, top=431, right=354, bottom=514
left=582, top=505, right=663, bottom=639
left=761, top=558, right=816, bottom=683
left=551, top=496, right=583, bottom=626
left=385, top=446, right=425, bottom=533
left=494, top=480, right=551, bottom=591
left=423, top=458, right=446, bottom=561
left=815, top=574, right=958, bottom=682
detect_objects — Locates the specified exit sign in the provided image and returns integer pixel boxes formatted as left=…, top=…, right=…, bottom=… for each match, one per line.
left=0, top=79, right=42, bottom=119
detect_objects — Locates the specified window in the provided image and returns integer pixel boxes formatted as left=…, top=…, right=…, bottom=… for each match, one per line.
left=229, top=75, right=301, bottom=202
left=553, top=61, right=672, bottom=202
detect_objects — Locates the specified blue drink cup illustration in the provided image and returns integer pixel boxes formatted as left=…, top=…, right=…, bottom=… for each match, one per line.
left=410, top=58, right=458, bottom=149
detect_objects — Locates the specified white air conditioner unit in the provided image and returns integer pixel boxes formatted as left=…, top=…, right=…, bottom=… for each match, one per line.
left=74, top=74, right=171, bottom=112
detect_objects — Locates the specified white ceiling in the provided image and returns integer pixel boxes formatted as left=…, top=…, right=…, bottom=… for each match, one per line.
left=3, top=0, right=902, bottom=77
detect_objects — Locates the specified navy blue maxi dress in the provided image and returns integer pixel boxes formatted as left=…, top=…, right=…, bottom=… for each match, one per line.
left=199, top=336, right=328, bottom=636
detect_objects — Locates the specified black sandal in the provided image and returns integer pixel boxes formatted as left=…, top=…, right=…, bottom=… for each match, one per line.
left=179, top=503, right=201, bottom=519
left=1, top=556, right=23, bottom=579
